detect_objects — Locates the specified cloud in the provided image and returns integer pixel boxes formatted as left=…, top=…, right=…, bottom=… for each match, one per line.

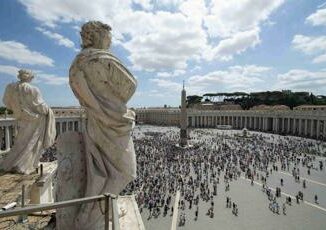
left=0, top=65, right=20, bottom=77
left=313, top=53, right=326, bottom=64
left=292, top=34, right=326, bottom=63
left=18, top=0, right=285, bottom=71
left=205, top=28, right=261, bottom=61
left=0, top=40, right=54, bottom=66
left=204, top=0, right=284, bottom=38
left=19, top=0, right=131, bottom=28
left=306, top=8, right=326, bottom=26
left=0, top=64, right=67, bottom=85
left=149, top=78, right=182, bottom=92
left=123, top=11, right=207, bottom=71
left=150, top=65, right=271, bottom=97
left=133, top=0, right=153, bottom=10
left=276, top=69, right=326, bottom=93
left=292, top=35, right=326, bottom=55
left=37, top=73, right=68, bottom=85
left=157, top=69, right=186, bottom=78
left=141, top=65, right=272, bottom=104
left=179, top=0, right=207, bottom=24
left=187, top=65, right=269, bottom=94
left=36, top=27, right=77, bottom=50
left=135, top=89, right=167, bottom=98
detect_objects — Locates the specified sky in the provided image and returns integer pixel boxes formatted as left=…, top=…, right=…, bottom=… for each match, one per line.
left=0, top=0, right=326, bottom=108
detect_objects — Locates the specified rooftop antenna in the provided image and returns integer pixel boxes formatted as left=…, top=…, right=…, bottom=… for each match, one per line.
left=183, top=80, right=185, bottom=90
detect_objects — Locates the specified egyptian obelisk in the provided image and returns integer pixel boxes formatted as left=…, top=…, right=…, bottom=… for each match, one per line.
left=180, top=81, right=188, bottom=146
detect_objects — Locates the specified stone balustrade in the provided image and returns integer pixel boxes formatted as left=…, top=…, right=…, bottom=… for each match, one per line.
left=0, top=115, right=85, bottom=154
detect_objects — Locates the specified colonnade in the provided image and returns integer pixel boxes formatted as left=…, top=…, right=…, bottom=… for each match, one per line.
left=136, top=108, right=326, bottom=140
left=187, top=110, right=326, bottom=140
left=55, top=117, right=82, bottom=136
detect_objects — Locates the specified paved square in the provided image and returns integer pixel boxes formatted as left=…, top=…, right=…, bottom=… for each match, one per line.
left=123, top=126, right=326, bottom=230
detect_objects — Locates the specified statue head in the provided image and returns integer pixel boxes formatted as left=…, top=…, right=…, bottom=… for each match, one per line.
left=80, top=21, right=112, bottom=50
left=18, top=69, right=34, bottom=82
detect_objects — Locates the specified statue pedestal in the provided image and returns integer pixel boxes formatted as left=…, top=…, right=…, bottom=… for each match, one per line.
left=118, top=195, right=145, bottom=230
left=55, top=131, right=145, bottom=229
left=30, top=162, right=57, bottom=204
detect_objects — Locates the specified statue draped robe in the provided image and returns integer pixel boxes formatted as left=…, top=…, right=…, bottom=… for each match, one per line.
left=66, top=48, right=137, bottom=229
left=0, top=82, right=55, bottom=174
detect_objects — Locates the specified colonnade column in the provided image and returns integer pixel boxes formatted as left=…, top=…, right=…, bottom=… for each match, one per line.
left=5, top=126, right=10, bottom=151
left=59, top=122, right=63, bottom=134
left=323, top=120, right=326, bottom=140
left=304, top=119, right=308, bottom=136
left=287, top=118, right=290, bottom=134
left=317, top=120, right=320, bottom=139
left=275, top=118, right=279, bottom=133
left=310, top=120, right=314, bottom=138
left=292, top=119, right=296, bottom=135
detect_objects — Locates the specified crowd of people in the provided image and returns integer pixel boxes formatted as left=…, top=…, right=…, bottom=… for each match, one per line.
left=121, top=127, right=325, bottom=226
left=40, top=144, right=57, bottom=162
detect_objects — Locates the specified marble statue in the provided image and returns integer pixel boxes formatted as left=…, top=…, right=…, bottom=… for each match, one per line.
left=56, top=21, right=137, bottom=229
left=0, top=69, right=56, bottom=174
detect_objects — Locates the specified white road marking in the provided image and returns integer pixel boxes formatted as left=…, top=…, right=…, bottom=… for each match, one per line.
left=240, top=177, right=326, bottom=213
left=278, top=171, right=326, bottom=188
left=171, top=190, right=180, bottom=230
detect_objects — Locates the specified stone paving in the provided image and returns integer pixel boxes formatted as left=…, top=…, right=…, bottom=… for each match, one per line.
left=136, top=126, right=326, bottom=230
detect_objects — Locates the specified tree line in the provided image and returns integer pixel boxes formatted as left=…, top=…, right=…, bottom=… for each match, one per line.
left=187, top=91, right=326, bottom=110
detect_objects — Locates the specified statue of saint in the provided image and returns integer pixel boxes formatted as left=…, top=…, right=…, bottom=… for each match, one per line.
left=56, top=21, right=137, bottom=229
left=0, top=69, right=56, bottom=174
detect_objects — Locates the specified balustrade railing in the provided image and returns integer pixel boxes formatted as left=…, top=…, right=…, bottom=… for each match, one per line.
left=0, top=193, right=120, bottom=230
left=0, top=115, right=84, bottom=154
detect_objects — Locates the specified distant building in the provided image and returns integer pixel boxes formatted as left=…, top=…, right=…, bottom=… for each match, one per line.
left=294, top=105, right=326, bottom=111
left=136, top=108, right=180, bottom=126
left=189, top=102, right=242, bottom=111
left=51, top=106, right=83, bottom=117
left=251, top=105, right=290, bottom=111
